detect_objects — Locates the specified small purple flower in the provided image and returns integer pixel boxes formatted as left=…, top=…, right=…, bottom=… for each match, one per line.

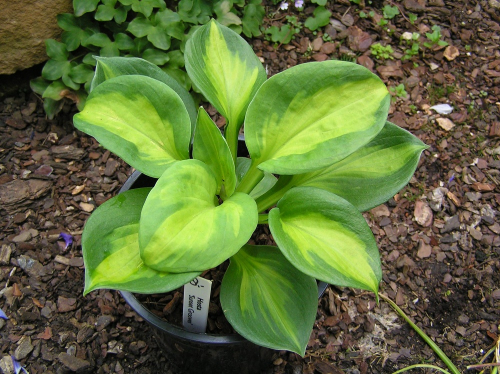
left=279, top=1, right=289, bottom=10
left=0, top=307, right=7, bottom=320
left=59, top=232, right=73, bottom=250
left=11, top=356, right=29, bottom=374
left=448, top=174, right=455, bottom=184
left=295, top=0, right=304, bottom=8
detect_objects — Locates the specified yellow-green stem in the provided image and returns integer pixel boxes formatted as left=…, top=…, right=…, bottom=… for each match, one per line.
left=235, top=160, right=264, bottom=195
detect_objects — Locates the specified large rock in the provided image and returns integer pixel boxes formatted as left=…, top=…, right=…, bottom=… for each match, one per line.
left=0, top=0, right=73, bottom=74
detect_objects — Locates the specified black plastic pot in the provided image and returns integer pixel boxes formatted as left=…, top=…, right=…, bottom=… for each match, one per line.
left=118, top=139, right=329, bottom=374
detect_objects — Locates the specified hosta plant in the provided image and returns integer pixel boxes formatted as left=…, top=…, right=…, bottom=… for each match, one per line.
left=75, top=19, right=426, bottom=355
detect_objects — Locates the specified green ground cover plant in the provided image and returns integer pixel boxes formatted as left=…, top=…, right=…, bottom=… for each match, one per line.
left=31, top=0, right=265, bottom=119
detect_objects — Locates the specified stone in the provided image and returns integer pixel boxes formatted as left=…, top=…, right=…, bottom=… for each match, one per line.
left=51, top=145, right=86, bottom=160
left=330, top=19, right=346, bottom=32
left=57, top=296, right=77, bottom=313
left=357, top=55, right=374, bottom=71
left=0, top=179, right=52, bottom=214
left=417, top=240, right=432, bottom=258
left=0, top=356, right=14, bottom=374
left=311, top=37, right=323, bottom=51
left=0, top=244, right=13, bottom=265
left=371, top=204, right=390, bottom=217
left=469, top=227, right=483, bottom=241
left=414, top=200, right=433, bottom=227
left=320, top=42, right=336, bottom=54
left=0, top=0, right=73, bottom=74
left=11, top=231, right=32, bottom=243
left=346, top=26, right=372, bottom=52
left=443, top=46, right=460, bottom=61
left=58, top=353, right=91, bottom=372
left=404, top=0, right=426, bottom=12
left=489, top=122, right=500, bottom=137
left=79, top=202, right=95, bottom=212
left=441, top=215, right=461, bottom=233
left=15, top=336, right=34, bottom=360
left=436, top=118, right=455, bottom=131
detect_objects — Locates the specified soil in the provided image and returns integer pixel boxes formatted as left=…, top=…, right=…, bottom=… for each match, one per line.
left=1, top=1, right=500, bottom=373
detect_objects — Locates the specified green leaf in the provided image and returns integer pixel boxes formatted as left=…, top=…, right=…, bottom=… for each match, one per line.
left=193, top=108, right=236, bottom=198
left=82, top=188, right=199, bottom=295
left=43, top=97, right=64, bottom=120
left=178, top=0, right=212, bottom=24
left=269, top=187, right=382, bottom=293
left=214, top=0, right=242, bottom=27
left=185, top=20, right=267, bottom=133
left=90, top=56, right=197, bottom=131
left=69, top=63, right=95, bottom=84
left=114, top=33, right=135, bottom=50
left=142, top=48, right=170, bottom=65
left=139, top=159, right=258, bottom=273
left=304, top=6, right=332, bottom=31
left=83, top=53, right=97, bottom=66
left=84, top=32, right=112, bottom=48
left=30, top=77, right=50, bottom=96
left=41, top=59, right=70, bottom=80
left=42, top=81, right=69, bottom=100
left=119, top=0, right=166, bottom=17
left=74, top=0, right=100, bottom=16
left=290, top=122, right=428, bottom=211
left=236, top=157, right=277, bottom=200
left=74, top=75, right=191, bottom=178
left=265, top=24, right=294, bottom=44
left=127, top=16, right=153, bottom=38
left=148, top=28, right=172, bottom=50
left=245, top=60, right=390, bottom=175
left=95, top=0, right=129, bottom=23
left=311, top=0, right=327, bottom=5
left=45, top=39, right=69, bottom=61
left=156, top=8, right=185, bottom=40
left=221, top=245, right=317, bottom=355
left=57, top=13, right=98, bottom=51
left=242, top=3, right=265, bottom=37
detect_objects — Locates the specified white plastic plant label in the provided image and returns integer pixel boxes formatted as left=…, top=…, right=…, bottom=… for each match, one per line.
left=182, top=276, right=212, bottom=333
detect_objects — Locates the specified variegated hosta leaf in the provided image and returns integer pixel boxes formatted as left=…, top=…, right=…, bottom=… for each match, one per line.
left=90, top=56, right=197, bottom=130
left=82, top=188, right=199, bottom=295
left=236, top=157, right=277, bottom=199
left=139, top=159, right=258, bottom=273
left=269, top=187, right=381, bottom=292
left=192, top=108, right=236, bottom=198
left=245, top=61, right=390, bottom=175
left=74, top=75, right=191, bottom=178
left=185, top=19, right=267, bottom=132
left=221, top=245, right=317, bottom=355
left=290, top=122, right=428, bottom=212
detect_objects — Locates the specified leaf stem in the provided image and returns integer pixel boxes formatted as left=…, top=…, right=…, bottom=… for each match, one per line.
left=224, top=122, right=239, bottom=163
left=258, top=214, right=268, bottom=224
left=235, top=159, right=264, bottom=195
left=391, top=364, right=452, bottom=374
left=255, top=175, right=294, bottom=212
left=378, top=293, right=461, bottom=374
